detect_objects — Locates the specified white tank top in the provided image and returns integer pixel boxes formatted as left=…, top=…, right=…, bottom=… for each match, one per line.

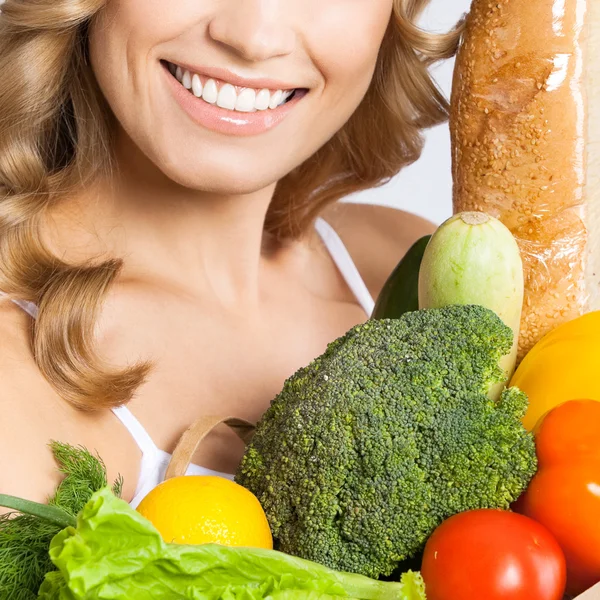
left=1, top=217, right=375, bottom=507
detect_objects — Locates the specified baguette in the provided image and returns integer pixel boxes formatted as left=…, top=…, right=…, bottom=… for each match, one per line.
left=450, top=0, right=600, bottom=358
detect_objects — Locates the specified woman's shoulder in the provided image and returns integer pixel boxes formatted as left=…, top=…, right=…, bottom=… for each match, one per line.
left=0, top=299, right=67, bottom=504
left=0, top=299, right=142, bottom=505
left=320, top=202, right=437, bottom=300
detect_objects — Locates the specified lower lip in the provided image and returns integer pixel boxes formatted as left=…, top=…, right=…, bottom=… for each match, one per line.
left=162, top=64, right=305, bottom=137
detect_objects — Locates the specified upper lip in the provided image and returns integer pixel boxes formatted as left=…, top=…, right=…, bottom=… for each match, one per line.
left=165, top=61, right=302, bottom=91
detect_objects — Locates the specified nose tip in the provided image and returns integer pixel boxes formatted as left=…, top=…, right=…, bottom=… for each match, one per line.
left=208, top=3, right=295, bottom=62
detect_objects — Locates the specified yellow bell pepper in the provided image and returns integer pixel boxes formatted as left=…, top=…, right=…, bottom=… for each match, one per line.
left=510, top=311, right=600, bottom=430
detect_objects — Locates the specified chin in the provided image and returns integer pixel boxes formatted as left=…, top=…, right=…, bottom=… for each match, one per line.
left=137, top=122, right=304, bottom=194
left=155, top=149, right=282, bottom=195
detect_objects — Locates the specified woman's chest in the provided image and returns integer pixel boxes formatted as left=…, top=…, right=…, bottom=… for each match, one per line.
left=101, top=293, right=368, bottom=476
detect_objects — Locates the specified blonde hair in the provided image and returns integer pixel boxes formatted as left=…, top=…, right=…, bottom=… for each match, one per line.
left=0, top=0, right=463, bottom=410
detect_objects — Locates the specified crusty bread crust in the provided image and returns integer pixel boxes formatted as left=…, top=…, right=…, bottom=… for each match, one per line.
left=585, top=0, right=600, bottom=313
left=451, top=0, right=591, bottom=359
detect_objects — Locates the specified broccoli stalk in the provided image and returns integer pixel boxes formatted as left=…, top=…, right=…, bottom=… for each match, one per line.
left=236, top=305, right=537, bottom=579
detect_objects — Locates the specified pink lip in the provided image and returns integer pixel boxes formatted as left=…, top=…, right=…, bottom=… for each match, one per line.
left=163, top=63, right=305, bottom=137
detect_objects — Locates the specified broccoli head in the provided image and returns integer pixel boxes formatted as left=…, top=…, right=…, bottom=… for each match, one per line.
left=235, top=305, right=537, bottom=579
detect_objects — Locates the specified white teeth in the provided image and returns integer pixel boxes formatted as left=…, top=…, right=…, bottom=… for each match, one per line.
left=235, top=88, right=257, bottom=113
left=268, top=90, right=283, bottom=110
left=255, top=88, right=271, bottom=111
left=216, top=83, right=236, bottom=110
left=191, top=73, right=203, bottom=98
left=168, top=63, right=298, bottom=112
left=202, top=78, right=218, bottom=104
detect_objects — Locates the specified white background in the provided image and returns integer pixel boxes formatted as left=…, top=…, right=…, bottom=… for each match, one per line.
left=349, top=0, right=473, bottom=225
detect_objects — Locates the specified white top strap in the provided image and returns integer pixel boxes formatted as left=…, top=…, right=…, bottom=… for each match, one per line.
left=111, top=405, right=159, bottom=457
left=314, top=217, right=375, bottom=317
left=12, top=299, right=39, bottom=319
left=0, top=291, right=39, bottom=319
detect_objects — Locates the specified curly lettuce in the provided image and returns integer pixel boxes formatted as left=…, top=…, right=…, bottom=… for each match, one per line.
left=38, top=488, right=426, bottom=600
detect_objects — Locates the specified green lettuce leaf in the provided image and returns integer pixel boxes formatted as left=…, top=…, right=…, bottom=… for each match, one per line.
left=38, top=488, right=426, bottom=600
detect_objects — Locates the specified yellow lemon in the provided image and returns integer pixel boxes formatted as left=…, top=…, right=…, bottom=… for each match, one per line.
left=136, top=475, right=273, bottom=548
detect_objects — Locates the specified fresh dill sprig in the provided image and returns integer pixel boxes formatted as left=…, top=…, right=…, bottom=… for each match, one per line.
left=48, top=441, right=123, bottom=510
left=0, top=441, right=123, bottom=600
left=0, top=514, right=61, bottom=600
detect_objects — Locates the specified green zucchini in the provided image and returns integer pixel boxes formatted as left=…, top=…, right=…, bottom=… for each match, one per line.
left=418, top=211, right=524, bottom=400
left=372, top=235, right=431, bottom=319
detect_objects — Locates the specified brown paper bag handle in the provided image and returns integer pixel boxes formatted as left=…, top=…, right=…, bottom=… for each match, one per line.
left=165, top=415, right=256, bottom=480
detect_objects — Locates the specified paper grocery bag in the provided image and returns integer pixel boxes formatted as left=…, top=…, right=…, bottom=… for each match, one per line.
left=575, top=583, right=600, bottom=599
left=165, top=415, right=256, bottom=479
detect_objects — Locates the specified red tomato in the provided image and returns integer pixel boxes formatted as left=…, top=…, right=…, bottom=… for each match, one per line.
left=534, top=399, right=600, bottom=465
left=517, top=399, right=600, bottom=595
left=520, top=464, right=600, bottom=595
left=421, top=510, right=566, bottom=600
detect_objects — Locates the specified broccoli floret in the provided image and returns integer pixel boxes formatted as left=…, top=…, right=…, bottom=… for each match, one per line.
left=235, top=305, right=537, bottom=579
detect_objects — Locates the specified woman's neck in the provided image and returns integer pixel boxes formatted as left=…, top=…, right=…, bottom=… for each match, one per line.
left=44, top=137, right=283, bottom=308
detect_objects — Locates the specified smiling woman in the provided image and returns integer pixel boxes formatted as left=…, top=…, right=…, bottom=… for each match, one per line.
left=0, top=0, right=461, bottom=506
